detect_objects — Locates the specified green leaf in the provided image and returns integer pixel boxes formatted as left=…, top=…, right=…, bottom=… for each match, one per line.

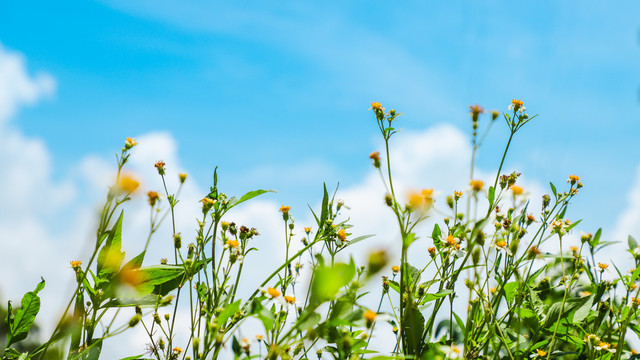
left=503, top=282, right=519, bottom=303
left=310, top=259, right=356, bottom=307
left=97, top=211, right=125, bottom=277
left=453, top=311, right=466, bottom=337
left=629, top=235, right=638, bottom=251
left=488, top=186, right=495, bottom=207
left=122, top=250, right=146, bottom=271
left=403, top=233, right=416, bottom=248
left=320, top=184, right=329, bottom=227
left=431, top=224, right=441, bottom=242
left=296, top=310, right=321, bottom=331
left=217, top=299, right=241, bottom=326
left=573, top=294, right=594, bottom=324
left=549, top=182, right=557, bottom=197
left=118, top=355, right=145, bottom=360
left=402, top=302, right=425, bottom=356
left=6, top=278, right=45, bottom=346
left=419, top=289, right=453, bottom=305
left=227, top=189, right=275, bottom=210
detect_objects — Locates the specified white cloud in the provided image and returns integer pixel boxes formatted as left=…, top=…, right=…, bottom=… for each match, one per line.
left=0, top=43, right=55, bottom=124
left=613, top=163, right=640, bottom=242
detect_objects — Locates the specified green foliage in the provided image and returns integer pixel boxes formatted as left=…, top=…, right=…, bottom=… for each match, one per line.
left=2, top=100, right=639, bottom=360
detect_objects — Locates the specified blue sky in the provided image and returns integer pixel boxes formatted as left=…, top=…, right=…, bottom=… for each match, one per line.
left=1, top=0, right=640, bottom=355
left=2, top=1, right=639, bottom=231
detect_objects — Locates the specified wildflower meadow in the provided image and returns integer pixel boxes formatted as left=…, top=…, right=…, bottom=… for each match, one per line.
left=2, top=99, right=639, bottom=360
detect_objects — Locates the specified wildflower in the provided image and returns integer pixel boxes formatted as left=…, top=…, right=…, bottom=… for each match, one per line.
left=226, top=240, right=239, bottom=248
left=154, top=160, right=166, bottom=175
left=510, top=185, right=524, bottom=195
left=469, top=104, right=484, bottom=121
left=495, top=240, right=507, bottom=249
left=530, top=349, right=547, bottom=358
left=407, top=188, right=435, bottom=211
left=445, top=235, right=458, bottom=247
left=632, top=297, right=640, bottom=306
left=70, top=260, right=82, bottom=269
left=369, top=151, right=381, bottom=168
left=304, top=227, right=311, bottom=234
left=124, top=137, right=137, bottom=149
left=595, top=341, right=615, bottom=353
left=147, top=191, right=159, bottom=206
left=370, top=101, right=384, bottom=111
left=173, top=347, right=183, bottom=355
left=598, top=262, right=609, bottom=270
left=179, top=173, right=187, bottom=183
left=551, top=219, right=566, bottom=235
left=267, top=287, right=281, bottom=298
left=201, top=197, right=216, bottom=212
left=568, top=175, right=580, bottom=185
left=284, top=295, right=296, bottom=304
left=364, top=310, right=377, bottom=327
left=117, top=174, right=140, bottom=194
left=508, top=99, right=525, bottom=113
left=581, top=232, right=593, bottom=243
left=440, top=344, right=462, bottom=359
left=490, top=287, right=497, bottom=293
left=255, top=335, right=264, bottom=341
left=428, top=247, right=436, bottom=256
left=491, top=110, right=500, bottom=120
left=391, top=265, right=399, bottom=274
left=337, top=229, right=347, bottom=242
left=454, top=191, right=463, bottom=200
left=470, top=179, right=484, bottom=191
left=527, top=245, right=541, bottom=259
left=280, top=205, right=291, bottom=220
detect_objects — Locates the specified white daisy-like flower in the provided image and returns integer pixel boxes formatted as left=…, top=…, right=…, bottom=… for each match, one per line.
left=439, top=344, right=462, bottom=359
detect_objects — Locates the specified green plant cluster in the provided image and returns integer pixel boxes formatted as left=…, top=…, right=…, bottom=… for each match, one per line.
left=2, top=100, right=639, bottom=360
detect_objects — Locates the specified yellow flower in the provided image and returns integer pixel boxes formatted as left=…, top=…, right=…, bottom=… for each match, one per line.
left=428, top=247, right=436, bottom=256
left=469, top=104, right=484, bottom=116
left=369, top=151, right=381, bottom=168
left=490, top=287, right=497, bottom=293
left=154, top=160, right=166, bottom=175
left=364, top=309, right=377, bottom=322
left=598, top=262, right=609, bottom=270
left=284, top=295, right=296, bottom=304
left=304, top=227, right=311, bottom=234
left=446, top=235, right=458, bottom=247
left=370, top=102, right=384, bottom=111
left=454, top=191, right=463, bottom=199
left=267, top=287, right=281, bottom=298
left=337, top=229, right=347, bottom=241
left=568, top=175, right=580, bottom=183
left=173, top=347, right=182, bottom=355
left=408, top=188, right=435, bottom=211
left=470, top=179, right=484, bottom=191
left=509, top=99, right=525, bottom=112
left=279, top=205, right=290, bottom=214
left=255, top=335, right=264, bottom=341
left=535, top=349, right=547, bottom=357
left=391, top=265, right=400, bottom=273
left=226, top=240, right=239, bottom=248
left=569, top=246, right=578, bottom=252
left=495, top=240, right=507, bottom=248
left=179, top=173, right=187, bottom=183
left=147, top=191, right=159, bottom=206
left=70, top=260, right=82, bottom=269
left=124, top=137, right=137, bottom=149
left=510, top=185, right=524, bottom=195
left=117, top=174, right=140, bottom=194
